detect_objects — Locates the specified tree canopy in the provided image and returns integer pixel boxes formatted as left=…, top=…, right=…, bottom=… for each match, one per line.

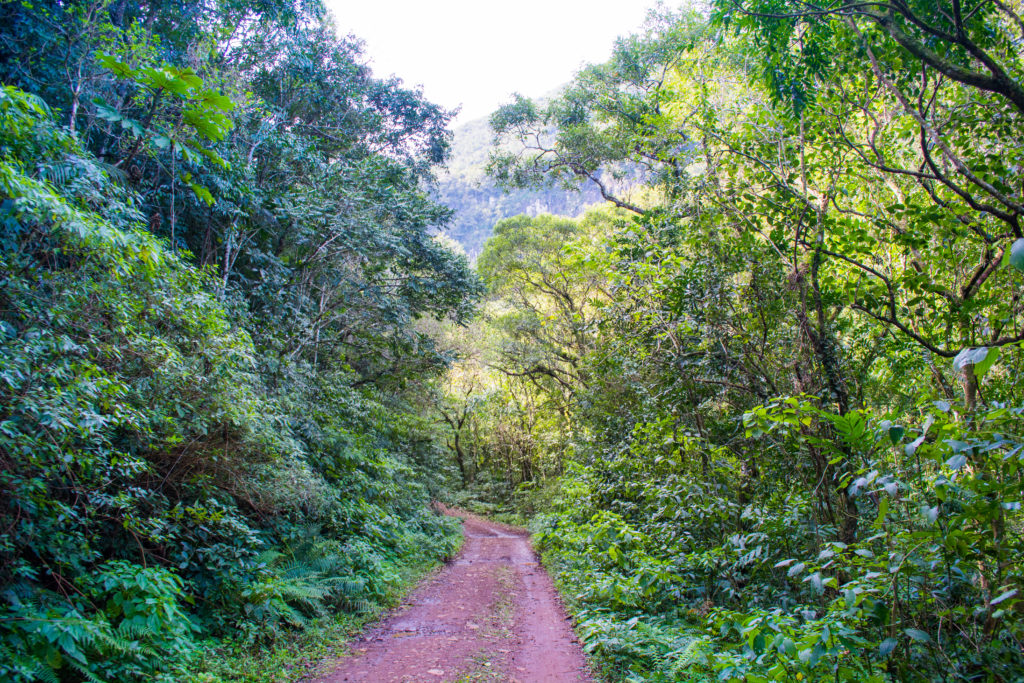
left=449, top=4, right=1024, bottom=681
left=0, top=1, right=478, bottom=680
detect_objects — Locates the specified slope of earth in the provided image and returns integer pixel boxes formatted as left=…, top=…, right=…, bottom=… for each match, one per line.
left=312, top=509, right=592, bottom=683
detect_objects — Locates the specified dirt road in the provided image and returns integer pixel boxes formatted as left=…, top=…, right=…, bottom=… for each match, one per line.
left=313, top=509, right=593, bottom=683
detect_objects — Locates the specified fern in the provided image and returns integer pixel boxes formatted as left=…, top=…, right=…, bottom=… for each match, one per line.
left=0, top=641, right=61, bottom=683
left=38, top=159, right=81, bottom=186
left=64, top=659, right=109, bottom=683
left=34, top=666, right=62, bottom=683
left=277, top=580, right=330, bottom=606
left=116, top=619, right=160, bottom=645
left=239, top=533, right=383, bottom=641
left=668, top=636, right=706, bottom=673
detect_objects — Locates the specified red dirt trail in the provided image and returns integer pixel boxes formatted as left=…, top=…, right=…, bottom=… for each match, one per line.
left=312, top=508, right=593, bottom=683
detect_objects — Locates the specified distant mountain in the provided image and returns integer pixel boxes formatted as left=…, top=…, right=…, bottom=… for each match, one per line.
left=433, top=112, right=603, bottom=259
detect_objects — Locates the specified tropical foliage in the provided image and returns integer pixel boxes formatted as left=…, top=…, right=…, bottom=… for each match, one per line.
left=446, top=3, right=1024, bottom=681
left=0, top=1, right=475, bottom=680
left=5, top=1, right=1024, bottom=681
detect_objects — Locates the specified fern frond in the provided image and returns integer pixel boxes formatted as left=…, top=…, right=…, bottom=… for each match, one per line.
left=116, top=619, right=158, bottom=641
left=89, top=158, right=128, bottom=186
left=278, top=582, right=329, bottom=602
left=342, top=598, right=373, bottom=614
left=255, top=549, right=283, bottom=567
left=32, top=663, right=62, bottom=683
left=39, top=160, right=81, bottom=186
left=277, top=602, right=308, bottom=628
left=669, top=636, right=705, bottom=673
left=65, top=658, right=110, bottom=683
left=0, top=641, right=61, bottom=683
left=324, top=578, right=365, bottom=594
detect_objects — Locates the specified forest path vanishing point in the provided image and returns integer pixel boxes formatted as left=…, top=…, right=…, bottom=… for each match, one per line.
left=312, top=508, right=592, bottom=683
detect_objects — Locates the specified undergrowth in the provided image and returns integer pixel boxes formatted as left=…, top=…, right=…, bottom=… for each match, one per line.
left=532, top=516, right=715, bottom=683
left=186, top=547, right=455, bottom=683
left=0, top=85, right=470, bottom=683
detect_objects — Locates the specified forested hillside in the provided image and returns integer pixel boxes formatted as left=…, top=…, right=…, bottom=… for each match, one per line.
left=0, top=1, right=478, bottom=680
left=435, top=108, right=621, bottom=258
left=442, top=2, right=1024, bottom=681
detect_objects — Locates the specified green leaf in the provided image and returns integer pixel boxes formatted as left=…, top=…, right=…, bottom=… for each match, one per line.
left=177, top=70, right=203, bottom=90
left=974, top=347, right=1000, bottom=376
left=189, top=183, right=214, bottom=205
left=201, top=91, right=234, bottom=112
left=887, top=426, right=905, bottom=445
left=96, top=53, right=135, bottom=79
left=93, top=99, right=122, bottom=123
left=874, top=497, right=890, bottom=527
left=952, top=346, right=998, bottom=375
left=803, top=571, right=823, bottom=593
left=905, top=435, right=925, bottom=456
left=1009, top=238, right=1024, bottom=272
left=607, top=544, right=621, bottom=563
left=945, top=439, right=970, bottom=453
left=904, top=628, right=930, bottom=643
left=945, top=454, right=968, bottom=470
left=879, top=637, right=898, bottom=657
left=991, top=589, right=1018, bottom=606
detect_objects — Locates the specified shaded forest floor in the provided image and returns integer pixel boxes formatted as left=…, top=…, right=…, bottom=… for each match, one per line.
left=312, top=509, right=592, bottom=683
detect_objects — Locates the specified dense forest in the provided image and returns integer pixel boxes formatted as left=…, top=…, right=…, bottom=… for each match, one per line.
left=0, top=0, right=478, bottom=680
left=441, top=1, right=1024, bottom=681
left=2, top=0, right=1024, bottom=682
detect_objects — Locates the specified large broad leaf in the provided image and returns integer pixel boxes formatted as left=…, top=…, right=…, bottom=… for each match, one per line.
left=945, top=454, right=968, bottom=470
left=905, top=435, right=926, bottom=456
left=952, top=346, right=999, bottom=376
left=189, top=183, right=214, bottom=206
left=904, top=628, right=931, bottom=643
left=92, top=99, right=122, bottom=123
left=1010, top=238, right=1024, bottom=272
left=200, top=90, right=235, bottom=112
left=96, top=53, right=135, bottom=79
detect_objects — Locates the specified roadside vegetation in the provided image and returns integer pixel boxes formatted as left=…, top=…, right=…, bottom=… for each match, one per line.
left=4, top=1, right=1024, bottom=682
left=441, top=3, right=1024, bottom=681
left=0, top=1, right=473, bottom=680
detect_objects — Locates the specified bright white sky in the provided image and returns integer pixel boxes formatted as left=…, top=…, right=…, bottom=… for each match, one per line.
left=324, top=0, right=659, bottom=124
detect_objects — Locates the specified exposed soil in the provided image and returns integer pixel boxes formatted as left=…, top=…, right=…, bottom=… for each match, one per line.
left=312, top=508, right=593, bottom=683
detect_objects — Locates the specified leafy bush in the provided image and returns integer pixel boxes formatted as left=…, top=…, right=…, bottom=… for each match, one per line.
left=529, top=398, right=1024, bottom=682
left=1, top=562, right=196, bottom=682
left=0, top=52, right=467, bottom=679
